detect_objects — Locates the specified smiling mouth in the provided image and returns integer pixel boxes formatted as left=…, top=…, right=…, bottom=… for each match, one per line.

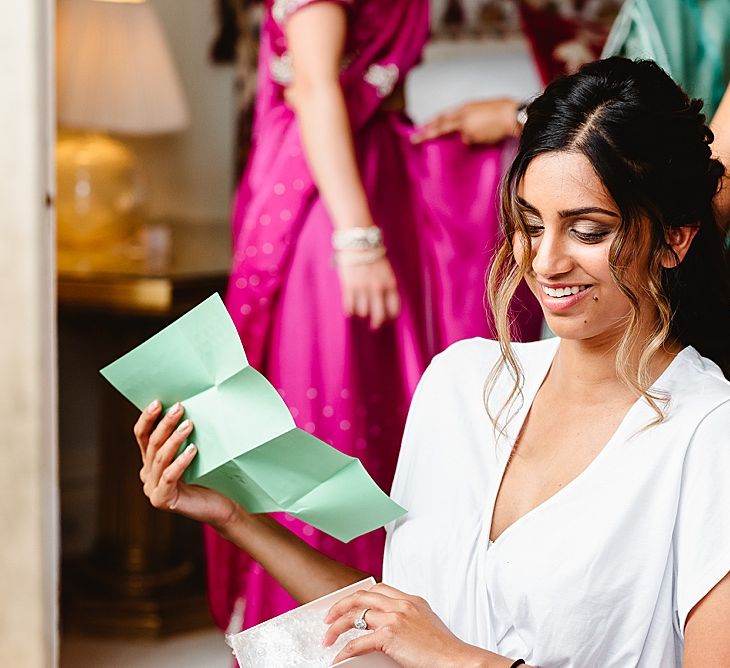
left=541, top=285, right=591, bottom=298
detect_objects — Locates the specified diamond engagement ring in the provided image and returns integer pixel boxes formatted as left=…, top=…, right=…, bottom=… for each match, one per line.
left=354, top=608, right=370, bottom=631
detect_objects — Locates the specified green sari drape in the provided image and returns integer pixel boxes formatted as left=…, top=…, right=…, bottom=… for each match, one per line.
left=602, top=0, right=730, bottom=118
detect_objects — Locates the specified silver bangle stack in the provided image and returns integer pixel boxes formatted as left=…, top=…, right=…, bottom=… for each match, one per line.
left=332, top=226, right=386, bottom=266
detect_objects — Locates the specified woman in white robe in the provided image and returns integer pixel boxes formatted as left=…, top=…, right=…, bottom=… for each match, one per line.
left=383, top=336, right=729, bottom=666
left=132, top=57, right=730, bottom=667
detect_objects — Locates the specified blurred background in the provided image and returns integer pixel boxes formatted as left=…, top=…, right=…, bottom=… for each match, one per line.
left=2, top=0, right=624, bottom=666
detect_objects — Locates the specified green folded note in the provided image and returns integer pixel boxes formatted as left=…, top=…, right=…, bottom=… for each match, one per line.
left=100, top=293, right=405, bottom=543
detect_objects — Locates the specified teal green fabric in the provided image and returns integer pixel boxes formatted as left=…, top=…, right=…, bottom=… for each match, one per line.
left=603, top=0, right=730, bottom=118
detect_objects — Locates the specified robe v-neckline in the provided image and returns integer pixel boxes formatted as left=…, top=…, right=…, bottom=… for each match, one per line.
left=486, top=340, right=688, bottom=548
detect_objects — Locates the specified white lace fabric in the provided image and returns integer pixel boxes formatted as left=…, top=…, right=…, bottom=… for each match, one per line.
left=227, top=603, right=366, bottom=667
left=226, top=578, right=379, bottom=667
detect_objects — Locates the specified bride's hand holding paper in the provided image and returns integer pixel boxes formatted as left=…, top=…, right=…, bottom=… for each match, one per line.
left=133, top=398, right=239, bottom=530
left=102, top=294, right=405, bottom=544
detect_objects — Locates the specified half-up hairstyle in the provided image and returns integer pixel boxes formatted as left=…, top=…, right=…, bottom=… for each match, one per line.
left=487, top=57, right=730, bottom=433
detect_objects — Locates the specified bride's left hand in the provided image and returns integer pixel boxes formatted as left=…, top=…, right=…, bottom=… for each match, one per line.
left=322, top=583, right=494, bottom=667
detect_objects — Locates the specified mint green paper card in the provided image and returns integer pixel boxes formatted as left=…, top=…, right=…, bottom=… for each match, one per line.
left=100, top=293, right=405, bottom=543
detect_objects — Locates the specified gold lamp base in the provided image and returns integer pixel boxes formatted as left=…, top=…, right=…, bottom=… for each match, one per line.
left=56, top=131, right=145, bottom=249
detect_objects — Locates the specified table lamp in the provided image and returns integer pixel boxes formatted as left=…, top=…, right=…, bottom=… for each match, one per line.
left=56, top=0, right=189, bottom=248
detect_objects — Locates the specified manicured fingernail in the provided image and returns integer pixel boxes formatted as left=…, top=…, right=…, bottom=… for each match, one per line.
left=185, top=443, right=197, bottom=456
left=176, top=419, right=192, bottom=433
left=146, top=400, right=160, bottom=413
left=168, top=402, right=182, bottom=416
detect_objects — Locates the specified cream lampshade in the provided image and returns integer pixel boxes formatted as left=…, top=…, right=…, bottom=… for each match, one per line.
left=56, top=0, right=189, bottom=248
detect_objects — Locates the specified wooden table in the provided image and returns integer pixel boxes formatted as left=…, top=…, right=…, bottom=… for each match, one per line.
left=58, top=221, right=231, bottom=636
left=58, top=221, right=231, bottom=316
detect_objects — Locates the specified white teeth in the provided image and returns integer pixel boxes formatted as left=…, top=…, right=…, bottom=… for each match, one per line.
left=542, top=285, right=588, bottom=298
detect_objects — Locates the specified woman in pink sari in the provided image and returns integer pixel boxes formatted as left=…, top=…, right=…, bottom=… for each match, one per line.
left=208, top=0, right=543, bottom=632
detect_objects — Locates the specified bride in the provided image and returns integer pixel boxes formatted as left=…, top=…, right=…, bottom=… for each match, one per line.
left=132, top=57, right=730, bottom=667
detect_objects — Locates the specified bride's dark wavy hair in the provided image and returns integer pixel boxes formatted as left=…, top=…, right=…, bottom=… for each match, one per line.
left=487, top=57, right=730, bottom=431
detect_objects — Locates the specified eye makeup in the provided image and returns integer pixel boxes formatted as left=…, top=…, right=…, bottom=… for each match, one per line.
left=523, top=216, right=544, bottom=237
left=571, top=224, right=614, bottom=243
left=514, top=196, right=619, bottom=244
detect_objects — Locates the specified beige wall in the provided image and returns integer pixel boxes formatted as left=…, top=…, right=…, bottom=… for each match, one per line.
left=126, top=0, right=237, bottom=224
left=0, top=0, right=58, bottom=666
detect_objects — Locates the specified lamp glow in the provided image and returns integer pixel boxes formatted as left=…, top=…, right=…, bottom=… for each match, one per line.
left=56, top=0, right=189, bottom=248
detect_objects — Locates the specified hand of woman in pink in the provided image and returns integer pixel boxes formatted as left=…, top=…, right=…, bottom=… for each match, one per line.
left=337, top=254, right=401, bottom=330
left=133, top=400, right=239, bottom=530
left=412, top=98, right=521, bottom=146
left=323, top=583, right=509, bottom=667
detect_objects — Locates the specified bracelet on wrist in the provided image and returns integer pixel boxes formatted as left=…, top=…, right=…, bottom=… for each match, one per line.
left=333, top=245, right=386, bottom=266
left=332, top=226, right=383, bottom=251
left=508, top=660, right=526, bottom=668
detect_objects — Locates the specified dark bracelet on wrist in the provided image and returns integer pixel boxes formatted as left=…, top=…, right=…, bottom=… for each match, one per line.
left=509, top=660, right=526, bottom=668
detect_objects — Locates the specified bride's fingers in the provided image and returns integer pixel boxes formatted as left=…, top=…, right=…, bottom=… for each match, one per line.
left=145, top=402, right=184, bottom=465
left=332, top=630, right=387, bottom=664
left=323, top=608, right=391, bottom=647
left=148, top=443, right=197, bottom=511
left=324, top=590, right=398, bottom=625
left=133, top=400, right=162, bottom=458
left=146, top=419, right=194, bottom=493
